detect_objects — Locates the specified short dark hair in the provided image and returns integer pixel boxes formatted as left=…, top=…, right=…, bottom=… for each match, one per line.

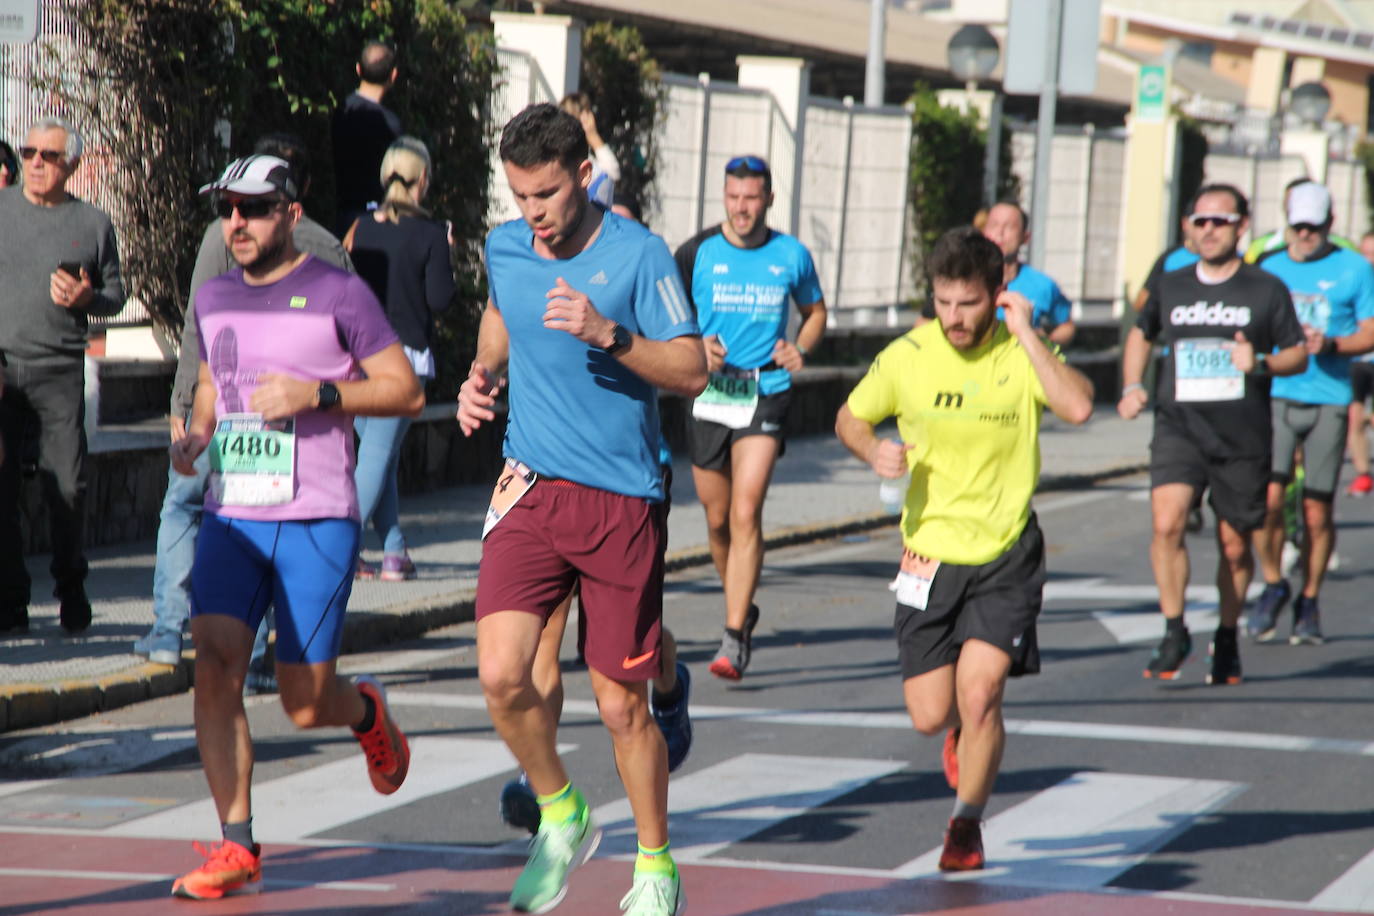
left=990, top=199, right=1029, bottom=233
left=1187, top=183, right=1249, bottom=220
left=252, top=132, right=311, bottom=196
left=359, top=41, right=396, bottom=84
left=926, top=227, right=1004, bottom=297
left=725, top=154, right=772, bottom=193
left=611, top=191, right=642, bottom=222
left=499, top=103, right=588, bottom=175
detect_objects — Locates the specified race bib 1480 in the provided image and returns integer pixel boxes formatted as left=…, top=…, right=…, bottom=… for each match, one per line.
left=209, top=413, right=295, bottom=506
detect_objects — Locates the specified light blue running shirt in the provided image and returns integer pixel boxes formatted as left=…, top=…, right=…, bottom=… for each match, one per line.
left=485, top=211, right=698, bottom=501
left=674, top=226, right=823, bottom=396
left=1262, top=244, right=1374, bottom=406
left=1004, top=263, right=1071, bottom=331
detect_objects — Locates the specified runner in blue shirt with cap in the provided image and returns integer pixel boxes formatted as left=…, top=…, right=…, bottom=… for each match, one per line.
left=982, top=201, right=1076, bottom=345
left=1249, top=181, right=1374, bottom=646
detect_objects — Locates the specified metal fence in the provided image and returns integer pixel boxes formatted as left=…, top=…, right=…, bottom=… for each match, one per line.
left=1010, top=123, right=1372, bottom=318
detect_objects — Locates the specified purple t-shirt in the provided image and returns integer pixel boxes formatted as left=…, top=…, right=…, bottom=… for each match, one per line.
left=195, top=255, right=398, bottom=521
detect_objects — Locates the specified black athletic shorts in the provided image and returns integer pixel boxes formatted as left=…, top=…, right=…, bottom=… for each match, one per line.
left=893, top=515, right=1045, bottom=680
left=1353, top=362, right=1374, bottom=406
left=1150, top=423, right=1268, bottom=533
left=687, top=388, right=792, bottom=471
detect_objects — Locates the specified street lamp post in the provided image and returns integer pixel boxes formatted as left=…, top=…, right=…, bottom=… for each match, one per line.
left=946, top=24, right=1002, bottom=206
left=1290, top=81, right=1331, bottom=127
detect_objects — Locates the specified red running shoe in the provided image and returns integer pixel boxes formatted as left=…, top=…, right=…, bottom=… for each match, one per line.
left=941, top=728, right=960, bottom=790
left=353, top=675, right=410, bottom=794
left=171, top=839, right=262, bottom=899
left=938, top=816, right=984, bottom=871
left=1350, top=473, right=1373, bottom=497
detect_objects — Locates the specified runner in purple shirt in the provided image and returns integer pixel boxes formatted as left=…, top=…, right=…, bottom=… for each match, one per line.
left=165, top=155, right=424, bottom=901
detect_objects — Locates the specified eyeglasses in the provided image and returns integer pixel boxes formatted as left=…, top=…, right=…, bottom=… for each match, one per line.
left=1189, top=213, right=1240, bottom=228
left=214, top=197, right=283, bottom=220
left=1290, top=222, right=1324, bottom=234
left=725, top=155, right=769, bottom=173
left=19, top=147, right=64, bottom=164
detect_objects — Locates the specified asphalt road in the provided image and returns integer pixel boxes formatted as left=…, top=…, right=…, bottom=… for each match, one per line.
left=4, top=474, right=1374, bottom=915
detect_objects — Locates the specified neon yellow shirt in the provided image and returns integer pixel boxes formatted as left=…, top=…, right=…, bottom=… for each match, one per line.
left=847, top=321, right=1049, bottom=565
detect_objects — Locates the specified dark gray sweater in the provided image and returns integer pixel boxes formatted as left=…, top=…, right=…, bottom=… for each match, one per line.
left=0, top=186, right=124, bottom=364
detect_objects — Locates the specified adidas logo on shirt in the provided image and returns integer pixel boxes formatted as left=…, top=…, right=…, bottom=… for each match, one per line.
left=1169, top=301, right=1252, bottom=327
left=589, top=270, right=609, bottom=285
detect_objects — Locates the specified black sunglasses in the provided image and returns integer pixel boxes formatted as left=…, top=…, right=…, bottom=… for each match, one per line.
left=1291, top=222, right=1324, bottom=234
left=19, top=146, right=64, bottom=164
left=215, top=197, right=283, bottom=220
left=725, top=155, right=768, bottom=173
left=1189, top=213, right=1240, bottom=228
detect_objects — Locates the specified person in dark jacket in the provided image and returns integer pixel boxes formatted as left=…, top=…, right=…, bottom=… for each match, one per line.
left=346, top=135, right=454, bottom=579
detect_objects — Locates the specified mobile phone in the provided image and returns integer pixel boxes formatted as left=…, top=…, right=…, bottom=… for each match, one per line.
left=58, top=261, right=81, bottom=279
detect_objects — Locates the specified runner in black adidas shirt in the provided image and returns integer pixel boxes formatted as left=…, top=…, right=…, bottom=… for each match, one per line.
left=1118, top=184, right=1306, bottom=686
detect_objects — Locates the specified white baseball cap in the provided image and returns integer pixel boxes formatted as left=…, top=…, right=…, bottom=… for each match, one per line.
left=199, top=155, right=299, bottom=200
left=1287, top=182, right=1331, bottom=227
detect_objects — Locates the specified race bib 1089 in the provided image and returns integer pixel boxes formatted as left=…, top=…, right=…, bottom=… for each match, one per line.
left=1175, top=338, right=1243, bottom=402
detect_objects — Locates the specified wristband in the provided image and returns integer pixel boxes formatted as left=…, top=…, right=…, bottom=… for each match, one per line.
left=1122, top=382, right=1144, bottom=396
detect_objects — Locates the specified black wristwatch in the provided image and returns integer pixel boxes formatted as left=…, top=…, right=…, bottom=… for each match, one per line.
left=316, top=381, right=342, bottom=411
left=603, top=323, right=632, bottom=356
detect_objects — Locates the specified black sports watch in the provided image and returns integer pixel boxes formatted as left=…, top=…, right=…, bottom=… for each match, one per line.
left=603, top=323, right=632, bottom=356
left=316, top=381, right=342, bottom=411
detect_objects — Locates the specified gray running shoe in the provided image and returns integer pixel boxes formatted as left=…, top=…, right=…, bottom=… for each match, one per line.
left=1246, top=579, right=1290, bottom=642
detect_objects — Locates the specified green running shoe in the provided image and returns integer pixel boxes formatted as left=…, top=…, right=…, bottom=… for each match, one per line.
left=619, top=870, right=686, bottom=915
left=509, top=799, right=601, bottom=913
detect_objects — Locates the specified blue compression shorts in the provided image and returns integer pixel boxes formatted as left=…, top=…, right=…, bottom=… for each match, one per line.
left=190, top=514, right=359, bottom=665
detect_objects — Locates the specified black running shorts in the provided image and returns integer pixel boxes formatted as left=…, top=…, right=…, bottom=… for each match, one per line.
left=1352, top=361, right=1374, bottom=407
left=1150, top=422, right=1268, bottom=532
left=893, top=516, right=1045, bottom=680
left=687, top=388, right=792, bottom=471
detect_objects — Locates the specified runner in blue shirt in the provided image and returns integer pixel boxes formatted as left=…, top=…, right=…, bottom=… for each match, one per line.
left=673, top=154, right=827, bottom=680
left=1248, top=182, right=1374, bottom=647
left=982, top=201, right=1075, bottom=345
left=456, top=103, right=704, bottom=916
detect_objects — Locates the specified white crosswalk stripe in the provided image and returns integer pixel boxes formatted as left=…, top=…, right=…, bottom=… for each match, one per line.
left=105, top=737, right=550, bottom=842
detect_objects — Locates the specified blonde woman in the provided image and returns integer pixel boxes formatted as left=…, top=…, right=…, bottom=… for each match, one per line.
left=346, top=136, right=455, bottom=579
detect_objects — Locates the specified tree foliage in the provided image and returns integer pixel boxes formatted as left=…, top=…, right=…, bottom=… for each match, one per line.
left=907, top=83, right=1018, bottom=291
left=577, top=21, right=663, bottom=214
left=15, top=0, right=496, bottom=395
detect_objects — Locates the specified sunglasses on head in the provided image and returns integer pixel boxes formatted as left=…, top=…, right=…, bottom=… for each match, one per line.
left=19, top=147, right=64, bottom=164
left=214, top=197, right=283, bottom=220
left=1189, top=213, right=1240, bottom=228
left=725, top=155, right=768, bottom=173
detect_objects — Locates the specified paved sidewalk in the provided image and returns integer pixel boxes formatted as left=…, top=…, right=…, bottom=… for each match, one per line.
left=0, top=412, right=1152, bottom=732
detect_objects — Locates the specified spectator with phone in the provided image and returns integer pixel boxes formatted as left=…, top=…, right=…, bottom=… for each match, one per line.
left=342, top=136, right=453, bottom=580
left=0, top=116, right=125, bottom=636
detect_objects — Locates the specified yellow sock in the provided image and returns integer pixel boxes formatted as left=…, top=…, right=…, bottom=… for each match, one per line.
left=635, top=841, right=676, bottom=877
left=535, top=782, right=583, bottom=824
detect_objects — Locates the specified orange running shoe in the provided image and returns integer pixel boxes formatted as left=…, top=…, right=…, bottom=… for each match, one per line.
left=353, top=675, right=410, bottom=795
left=941, top=728, right=960, bottom=790
left=938, top=817, right=984, bottom=872
left=171, top=839, right=262, bottom=899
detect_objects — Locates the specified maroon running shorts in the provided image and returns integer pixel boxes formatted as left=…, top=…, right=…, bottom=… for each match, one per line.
left=476, top=477, right=665, bottom=681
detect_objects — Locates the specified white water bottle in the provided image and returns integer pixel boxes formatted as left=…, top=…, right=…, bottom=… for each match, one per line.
left=878, top=440, right=909, bottom=513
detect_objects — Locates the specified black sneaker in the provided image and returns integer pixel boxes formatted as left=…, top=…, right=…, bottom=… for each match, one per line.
left=1206, top=628, right=1242, bottom=685
left=652, top=661, right=693, bottom=773
left=499, top=772, right=541, bottom=835
left=57, top=586, right=91, bottom=635
left=0, top=606, right=30, bottom=634
left=1245, top=579, right=1290, bottom=643
left=1144, top=627, right=1191, bottom=680
left=1290, top=596, right=1324, bottom=645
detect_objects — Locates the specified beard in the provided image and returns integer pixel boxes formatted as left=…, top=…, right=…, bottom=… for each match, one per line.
left=940, top=307, right=997, bottom=351
left=232, top=231, right=288, bottom=273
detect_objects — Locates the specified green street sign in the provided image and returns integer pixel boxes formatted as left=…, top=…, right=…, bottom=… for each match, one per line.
left=1136, top=64, right=1167, bottom=122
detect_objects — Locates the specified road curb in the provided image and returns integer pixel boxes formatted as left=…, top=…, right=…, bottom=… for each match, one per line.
left=0, top=461, right=1148, bottom=734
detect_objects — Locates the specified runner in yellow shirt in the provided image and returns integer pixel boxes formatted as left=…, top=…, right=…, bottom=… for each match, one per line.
left=835, top=227, right=1094, bottom=873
